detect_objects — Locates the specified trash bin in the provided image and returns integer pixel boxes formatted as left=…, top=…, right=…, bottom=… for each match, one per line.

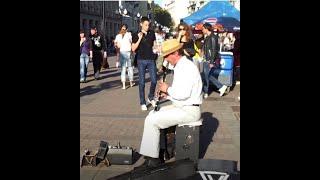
left=213, top=52, right=234, bottom=87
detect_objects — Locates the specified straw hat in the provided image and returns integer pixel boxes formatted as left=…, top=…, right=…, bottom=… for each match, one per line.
left=161, top=39, right=183, bottom=57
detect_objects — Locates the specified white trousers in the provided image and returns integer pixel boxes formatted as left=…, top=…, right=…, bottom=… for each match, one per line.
left=139, top=104, right=201, bottom=158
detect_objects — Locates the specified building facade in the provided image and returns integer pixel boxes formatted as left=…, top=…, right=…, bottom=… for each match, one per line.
left=80, top=1, right=149, bottom=40
left=164, top=0, right=208, bottom=27
left=229, top=0, right=240, bottom=10
left=187, top=0, right=209, bottom=15
left=80, top=1, right=122, bottom=40
left=119, top=1, right=149, bottom=32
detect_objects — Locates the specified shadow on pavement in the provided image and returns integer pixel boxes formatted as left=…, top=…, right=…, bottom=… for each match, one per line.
left=81, top=68, right=157, bottom=98
left=132, top=151, right=142, bottom=165
left=199, top=112, right=219, bottom=159
left=86, top=69, right=119, bottom=79
left=80, top=85, right=101, bottom=97
left=80, top=78, right=123, bottom=97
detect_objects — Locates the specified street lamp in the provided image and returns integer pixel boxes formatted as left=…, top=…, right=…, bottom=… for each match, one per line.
left=147, top=0, right=154, bottom=26
left=123, top=8, right=128, bottom=15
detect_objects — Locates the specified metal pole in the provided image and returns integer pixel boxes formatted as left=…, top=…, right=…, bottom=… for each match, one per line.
left=102, top=2, right=105, bottom=39
left=151, top=1, right=155, bottom=28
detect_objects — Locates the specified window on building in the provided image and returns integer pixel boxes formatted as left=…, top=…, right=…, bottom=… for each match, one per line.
left=106, top=22, right=109, bottom=38
left=89, top=20, right=93, bottom=28
left=114, top=23, right=117, bottom=36
left=83, top=19, right=88, bottom=33
left=95, top=21, right=99, bottom=28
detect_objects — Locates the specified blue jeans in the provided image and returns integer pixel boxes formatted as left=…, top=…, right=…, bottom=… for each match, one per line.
left=138, top=59, right=157, bottom=105
left=80, top=53, right=89, bottom=81
left=202, top=61, right=223, bottom=93
left=120, top=51, right=134, bottom=82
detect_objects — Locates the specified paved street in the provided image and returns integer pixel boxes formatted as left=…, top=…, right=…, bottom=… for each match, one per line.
left=80, top=56, right=240, bottom=179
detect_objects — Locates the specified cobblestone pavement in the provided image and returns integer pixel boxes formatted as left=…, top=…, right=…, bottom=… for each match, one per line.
left=80, top=56, right=240, bottom=179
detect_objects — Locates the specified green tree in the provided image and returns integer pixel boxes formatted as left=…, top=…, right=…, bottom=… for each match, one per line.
left=153, top=4, right=174, bottom=28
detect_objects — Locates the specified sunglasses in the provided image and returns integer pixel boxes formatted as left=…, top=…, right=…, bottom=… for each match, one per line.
left=121, top=28, right=126, bottom=30
left=179, top=28, right=185, bottom=31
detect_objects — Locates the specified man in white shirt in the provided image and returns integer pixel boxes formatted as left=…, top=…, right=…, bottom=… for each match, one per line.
left=139, top=39, right=203, bottom=167
left=114, top=24, right=135, bottom=89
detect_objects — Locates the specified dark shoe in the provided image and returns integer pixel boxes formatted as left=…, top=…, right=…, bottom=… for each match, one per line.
left=134, top=156, right=162, bottom=170
left=158, top=149, right=166, bottom=163
left=144, top=157, right=162, bottom=167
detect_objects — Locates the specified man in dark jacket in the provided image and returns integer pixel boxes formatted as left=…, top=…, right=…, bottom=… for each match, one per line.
left=202, top=23, right=227, bottom=98
left=89, top=27, right=107, bottom=80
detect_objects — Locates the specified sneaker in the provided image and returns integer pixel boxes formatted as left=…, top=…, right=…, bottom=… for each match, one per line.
left=141, top=104, right=147, bottom=111
left=130, top=82, right=136, bottom=87
left=219, top=85, right=228, bottom=97
left=147, top=98, right=156, bottom=107
left=203, top=93, right=208, bottom=99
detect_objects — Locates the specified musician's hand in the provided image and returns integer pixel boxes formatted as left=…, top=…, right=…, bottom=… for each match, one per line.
left=160, top=92, right=167, bottom=99
left=184, top=49, right=190, bottom=57
left=138, top=32, right=143, bottom=39
left=159, top=82, right=168, bottom=93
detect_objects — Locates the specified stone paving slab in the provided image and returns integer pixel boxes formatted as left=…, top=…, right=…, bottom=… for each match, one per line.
left=80, top=56, right=240, bottom=179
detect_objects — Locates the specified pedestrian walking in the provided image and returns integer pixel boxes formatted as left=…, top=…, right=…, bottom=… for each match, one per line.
left=132, top=17, right=158, bottom=111
left=80, top=29, right=92, bottom=83
left=115, top=24, right=135, bottom=89
left=89, top=27, right=107, bottom=80
left=202, top=23, right=227, bottom=98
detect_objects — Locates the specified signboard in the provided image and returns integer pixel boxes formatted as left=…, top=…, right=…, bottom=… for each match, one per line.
left=203, top=18, right=217, bottom=25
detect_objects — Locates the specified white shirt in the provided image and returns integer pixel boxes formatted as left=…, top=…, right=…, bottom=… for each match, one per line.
left=115, top=32, right=132, bottom=52
left=167, top=56, right=203, bottom=106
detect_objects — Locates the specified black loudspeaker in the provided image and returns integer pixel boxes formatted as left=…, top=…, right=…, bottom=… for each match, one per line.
left=197, top=159, right=238, bottom=173
left=96, top=141, right=109, bottom=160
left=183, top=171, right=240, bottom=180
left=195, top=159, right=240, bottom=180
left=106, top=142, right=133, bottom=165
left=175, top=125, right=200, bottom=163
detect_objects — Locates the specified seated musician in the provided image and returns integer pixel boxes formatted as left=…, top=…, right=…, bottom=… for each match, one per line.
left=138, top=39, right=203, bottom=167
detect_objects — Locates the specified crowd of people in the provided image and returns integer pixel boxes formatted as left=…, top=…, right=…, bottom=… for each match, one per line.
left=80, top=16, right=240, bottom=111
left=80, top=27, right=108, bottom=83
left=80, top=16, right=240, bottom=168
